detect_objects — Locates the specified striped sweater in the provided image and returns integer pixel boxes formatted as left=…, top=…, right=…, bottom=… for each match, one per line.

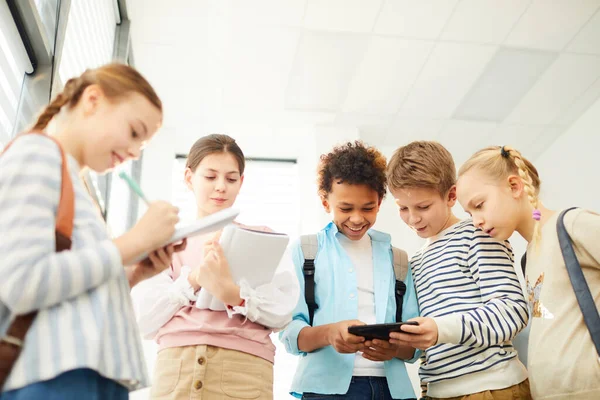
left=0, top=135, right=148, bottom=392
left=411, top=219, right=529, bottom=398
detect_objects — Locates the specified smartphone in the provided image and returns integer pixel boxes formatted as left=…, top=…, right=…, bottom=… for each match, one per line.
left=347, top=321, right=419, bottom=341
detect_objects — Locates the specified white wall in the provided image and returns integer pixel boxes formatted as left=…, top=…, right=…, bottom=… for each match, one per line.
left=534, top=97, right=600, bottom=211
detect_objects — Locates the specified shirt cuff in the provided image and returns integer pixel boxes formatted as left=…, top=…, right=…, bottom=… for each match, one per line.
left=433, top=314, right=462, bottom=345
left=225, top=279, right=252, bottom=320
left=281, top=319, right=309, bottom=356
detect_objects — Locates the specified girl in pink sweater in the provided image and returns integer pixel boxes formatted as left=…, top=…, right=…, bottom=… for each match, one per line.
left=134, top=134, right=299, bottom=400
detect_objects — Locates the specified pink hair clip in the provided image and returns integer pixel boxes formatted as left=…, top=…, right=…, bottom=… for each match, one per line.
left=532, top=209, right=541, bottom=221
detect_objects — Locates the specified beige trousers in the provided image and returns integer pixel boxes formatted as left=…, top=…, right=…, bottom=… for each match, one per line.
left=429, top=379, right=532, bottom=400
left=150, top=345, right=274, bottom=400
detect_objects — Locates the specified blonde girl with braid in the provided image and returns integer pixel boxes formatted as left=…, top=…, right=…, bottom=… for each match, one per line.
left=457, top=145, right=600, bottom=400
left=0, top=63, right=185, bottom=399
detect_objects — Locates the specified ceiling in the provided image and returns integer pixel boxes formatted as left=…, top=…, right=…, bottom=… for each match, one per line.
left=128, top=0, right=600, bottom=163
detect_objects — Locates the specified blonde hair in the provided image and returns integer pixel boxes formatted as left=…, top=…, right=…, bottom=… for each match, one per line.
left=387, top=141, right=456, bottom=197
left=32, top=63, right=162, bottom=131
left=458, top=145, right=542, bottom=244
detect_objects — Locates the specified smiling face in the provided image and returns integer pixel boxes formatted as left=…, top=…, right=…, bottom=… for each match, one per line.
left=457, top=168, right=524, bottom=240
left=322, top=182, right=381, bottom=240
left=78, top=87, right=162, bottom=172
left=391, top=186, right=457, bottom=239
left=185, top=152, right=243, bottom=217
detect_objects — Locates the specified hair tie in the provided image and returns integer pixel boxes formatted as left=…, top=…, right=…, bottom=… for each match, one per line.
left=532, top=209, right=541, bottom=221
left=500, top=146, right=510, bottom=158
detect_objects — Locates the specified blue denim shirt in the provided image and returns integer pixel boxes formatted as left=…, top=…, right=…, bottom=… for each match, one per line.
left=279, top=222, right=420, bottom=399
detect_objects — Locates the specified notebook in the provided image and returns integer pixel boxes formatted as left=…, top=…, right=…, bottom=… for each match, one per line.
left=132, top=207, right=240, bottom=263
left=195, top=224, right=290, bottom=311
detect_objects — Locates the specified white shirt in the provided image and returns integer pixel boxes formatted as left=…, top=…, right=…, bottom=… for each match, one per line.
left=338, top=233, right=386, bottom=377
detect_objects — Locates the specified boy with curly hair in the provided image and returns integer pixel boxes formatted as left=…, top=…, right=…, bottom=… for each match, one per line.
left=280, top=141, right=420, bottom=400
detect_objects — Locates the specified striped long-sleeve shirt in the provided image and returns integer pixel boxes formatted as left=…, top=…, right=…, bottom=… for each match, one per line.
left=411, top=219, right=529, bottom=398
left=0, top=135, right=148, bottom=392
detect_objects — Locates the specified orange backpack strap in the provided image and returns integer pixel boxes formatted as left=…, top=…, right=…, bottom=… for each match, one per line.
left=1, top=131, right=74, bottom=241
left=0, top=131, right=74, bottom=391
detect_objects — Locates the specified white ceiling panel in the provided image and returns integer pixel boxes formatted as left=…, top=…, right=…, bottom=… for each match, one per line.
left=384, top=118, right=447, bottom=146
left=399, top=42, right=498, bottom=118
left=304, top=0, right=382, bottom=33
left=504, top=0, right=600, bottom=51
left=129, top=0, right=211, bottom=45
left=129, top=0, right=600, bottom=163
left=374, top=0, right=458, bottom=39
left=441, top=0, right=530, bottom=44
left=342, top=37, right=433, bottom=114
left=226, top=0, right=306, bottom=27
left=507, top=53, right=600, bottom=125
left=285, top=32, right=370, bottom=111
left=454, top=47, right=557, bottom=122
left=567, top=9, right=600, bottom=54
left=222, top=25, right=301, bottom=110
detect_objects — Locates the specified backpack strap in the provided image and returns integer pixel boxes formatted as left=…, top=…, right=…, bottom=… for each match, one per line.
left=300, top=234, right=319, bottom=326
left=0, top=132, right=74, bottom=391
left=557, top=207, right=600, bottom=361
left=392, top=246, right=409, bottom=322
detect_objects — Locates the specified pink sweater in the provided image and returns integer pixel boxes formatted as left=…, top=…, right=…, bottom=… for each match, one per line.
left=154, top=236, right=276, bottom=363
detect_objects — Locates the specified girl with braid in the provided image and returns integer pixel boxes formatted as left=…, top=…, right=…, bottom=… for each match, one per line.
left=456, top=145, right=600, bottom=400
left=0, top=63, right=184, bottom=399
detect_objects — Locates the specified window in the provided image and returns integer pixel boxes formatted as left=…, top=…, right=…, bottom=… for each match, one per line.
left=0, top=1, right=32, bottom=147
left=32, top=0, right=59, bottom=51
left=59, top=0, right=117, bottom=82
left=106, top=162, right=134, bottom=236
left=172, top=157, right=300, bottom=236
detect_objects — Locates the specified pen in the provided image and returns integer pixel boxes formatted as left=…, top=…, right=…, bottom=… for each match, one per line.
left=118, top=171, right=150, bottom=205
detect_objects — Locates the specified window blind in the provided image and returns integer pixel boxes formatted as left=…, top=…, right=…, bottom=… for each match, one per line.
left=0, top=1, right=32, bottom=147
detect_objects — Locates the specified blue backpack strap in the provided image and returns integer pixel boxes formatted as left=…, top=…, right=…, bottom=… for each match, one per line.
left=557, top=207, right=600, bottom=360
left=300, top=235, right=318, bottom=326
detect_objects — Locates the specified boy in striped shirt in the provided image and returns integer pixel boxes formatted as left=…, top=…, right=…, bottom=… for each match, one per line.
left=385, top=141, right=531, bottom=400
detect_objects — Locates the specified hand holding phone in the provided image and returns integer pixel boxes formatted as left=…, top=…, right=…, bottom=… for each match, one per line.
left=328, top=320, right=367, bottom=354
left=388, top=317, right=438, bottom=350
left=347, top=321, right=419, bottom=341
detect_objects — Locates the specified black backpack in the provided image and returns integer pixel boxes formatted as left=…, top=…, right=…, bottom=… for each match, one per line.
left=300, top=234, right=409, bottom=326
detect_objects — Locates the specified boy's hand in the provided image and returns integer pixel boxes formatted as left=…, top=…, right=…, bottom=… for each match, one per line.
left=327, top=320, right=366, bottom=354
left=389, top=317, right=438, bottom=350
left=362, top=339, right=405, bottom=361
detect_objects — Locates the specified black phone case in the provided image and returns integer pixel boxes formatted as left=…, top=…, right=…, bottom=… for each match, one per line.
left=347, top=322, right=418, bottom=341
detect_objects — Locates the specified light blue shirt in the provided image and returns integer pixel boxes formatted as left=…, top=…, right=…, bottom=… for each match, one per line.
left=279, top=222, right=420, bottom=399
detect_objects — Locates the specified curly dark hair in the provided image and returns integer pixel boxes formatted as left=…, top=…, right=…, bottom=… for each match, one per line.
left=317, top=141, right=387, bottom=200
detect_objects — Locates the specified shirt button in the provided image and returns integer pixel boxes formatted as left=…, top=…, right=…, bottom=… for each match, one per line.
left=348, top=268, right=354, bottom=273
left=194, top=380, right=203, bottom=390
left=349, top=293, right=355, bottom=299
left=197, top=357, right=206, bottom=365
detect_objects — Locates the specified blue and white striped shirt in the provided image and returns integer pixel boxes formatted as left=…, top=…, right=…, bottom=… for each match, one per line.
left=412, top=220, right=529, bottom=398
left=0, top=135, right=148, bottom=392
